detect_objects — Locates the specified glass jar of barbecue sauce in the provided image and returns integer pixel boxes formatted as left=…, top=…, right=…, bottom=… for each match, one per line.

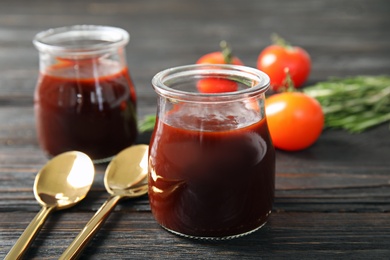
left=149, top=64, right=275, bottom=240
left=33, top=25, right=138, bottom=163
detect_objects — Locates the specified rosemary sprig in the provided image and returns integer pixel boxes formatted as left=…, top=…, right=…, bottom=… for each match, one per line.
left=138, top=114, right=157, bottom=133
left=303, top=75, right=390, bottom=133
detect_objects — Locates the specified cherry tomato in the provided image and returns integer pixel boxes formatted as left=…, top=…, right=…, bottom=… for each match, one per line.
left=196, top=51, right=243, bottom=65
left=197, top=78, right=238, bottom=93
left=196, top=41, right=243, bottom=65
left=265, top=92, right=324, bottom=151
left=257, top=42, right=311, bottom=91
left=196, top=41, right=242, bottom=93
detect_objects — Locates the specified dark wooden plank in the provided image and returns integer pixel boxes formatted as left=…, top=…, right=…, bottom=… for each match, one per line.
left=1, top=212, right=390, bottom=259
left=1, top=138, right=389, bottom=214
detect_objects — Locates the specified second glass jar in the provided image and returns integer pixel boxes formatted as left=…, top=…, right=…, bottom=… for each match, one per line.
left=33, top=25, right=138, bottom=162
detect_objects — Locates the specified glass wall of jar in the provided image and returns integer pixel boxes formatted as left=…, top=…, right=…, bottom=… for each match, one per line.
left=149, top=64, right=275, bottom=240
left=33, top=25, right=138, bottom=163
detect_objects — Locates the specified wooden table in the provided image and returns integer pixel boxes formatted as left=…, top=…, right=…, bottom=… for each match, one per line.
left=1, top=0, right=390, bottom=259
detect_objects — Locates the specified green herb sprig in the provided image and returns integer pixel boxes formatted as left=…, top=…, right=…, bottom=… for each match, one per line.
left=303, top=75, right=390, bottom=133
left=138, top=114, right=157, bottom=133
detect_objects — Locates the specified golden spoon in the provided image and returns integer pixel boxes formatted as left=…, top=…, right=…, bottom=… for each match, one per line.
left=59, top=144, right=149, bottom=260
left=5, top=151, right=95, bottom=260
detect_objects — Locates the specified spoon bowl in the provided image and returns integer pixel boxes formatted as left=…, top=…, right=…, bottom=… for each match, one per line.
left=104, top=144, right=148, bottom=195
left=5, top=151, right=95, bottom=260
left=35, top=151, right=95, bottom=208
left=60, top=144, right=149, bottom=260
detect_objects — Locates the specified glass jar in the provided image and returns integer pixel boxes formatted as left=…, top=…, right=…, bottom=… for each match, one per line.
left=149, top=64, right=275, bottom=240
left=33, top=25, right=138, bottom=163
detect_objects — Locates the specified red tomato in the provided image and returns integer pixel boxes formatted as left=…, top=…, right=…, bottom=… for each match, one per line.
left=257, top=44, right=311, bottom=91
left=196, top=51, right=243, bottom=65
left=197, top=41, right=243, bottom=65
left=197, top=78, right=238, bottom=93
left=196, top=42, right=242, bottom=93
left=265, top=92, right=324, bottom=151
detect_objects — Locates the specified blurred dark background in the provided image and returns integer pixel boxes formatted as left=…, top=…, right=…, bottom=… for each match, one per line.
left=1, top=0, right=389, bottom=117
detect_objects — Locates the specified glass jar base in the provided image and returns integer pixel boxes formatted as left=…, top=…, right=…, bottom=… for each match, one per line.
left=160, top=222, right=267, bottom=241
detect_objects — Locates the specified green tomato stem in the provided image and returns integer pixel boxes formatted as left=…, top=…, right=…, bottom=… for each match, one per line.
left=271, top=33, right=292, bottom=49
left=220, top=40, right=233, bottom=64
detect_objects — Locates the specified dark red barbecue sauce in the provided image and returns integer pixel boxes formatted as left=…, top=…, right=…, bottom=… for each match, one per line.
left=148, top=111, right=275, bottom=238
left=34, top=60, right=137, bottom=160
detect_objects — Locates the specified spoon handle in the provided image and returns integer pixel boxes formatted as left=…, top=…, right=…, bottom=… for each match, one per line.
left=59, top=195, right=121, bottom=260
left=5, top=206, right=54, bottom=260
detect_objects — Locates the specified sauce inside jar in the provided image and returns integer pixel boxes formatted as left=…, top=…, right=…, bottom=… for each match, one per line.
left=34, top=59, right=137, bottom=161
left=148, top=104, right=275, bottom=238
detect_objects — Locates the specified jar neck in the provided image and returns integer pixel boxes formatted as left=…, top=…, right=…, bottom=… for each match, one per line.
left=33, top=25, right=129, bottom=56
left=152, top=64, right=270, bottom=103
left=153, top=64, right=270, bottom=131
left=34, top=25, right=130, bottom=75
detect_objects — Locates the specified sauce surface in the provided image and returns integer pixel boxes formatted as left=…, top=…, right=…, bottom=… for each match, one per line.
left=34, top=60, right=137, bottom=160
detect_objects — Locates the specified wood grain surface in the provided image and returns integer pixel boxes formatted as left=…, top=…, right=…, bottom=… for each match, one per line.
left=1, top=0, right=390, bottom=259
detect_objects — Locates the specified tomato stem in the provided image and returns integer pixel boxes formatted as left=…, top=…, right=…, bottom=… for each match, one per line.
left=282, top=68, right=296, bottom=92
left=271, top=33, right=292, bottom=49
left=220, top=40, right=233, bottom=64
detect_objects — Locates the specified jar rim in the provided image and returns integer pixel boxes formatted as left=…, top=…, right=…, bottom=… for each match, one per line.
left=152, top=64, right=270, bottom=103
left=33, top=25, right=129, bottom=56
